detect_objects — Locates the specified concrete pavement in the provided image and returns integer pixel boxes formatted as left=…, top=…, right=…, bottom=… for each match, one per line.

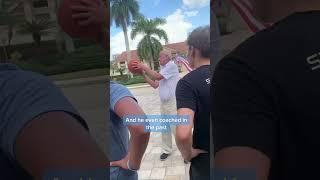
left=130, top=87, right=190, bottom=180
left=57, top=81, right=108, bottom=156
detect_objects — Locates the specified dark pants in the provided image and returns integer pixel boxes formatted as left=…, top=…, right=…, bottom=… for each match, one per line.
left=190, top=153, right=210, bottom=180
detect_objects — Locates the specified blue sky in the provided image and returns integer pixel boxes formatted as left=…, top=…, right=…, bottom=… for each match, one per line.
left=110, top=0, right=210, bottom=60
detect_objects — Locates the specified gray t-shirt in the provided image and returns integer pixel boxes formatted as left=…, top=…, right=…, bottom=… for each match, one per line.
left=109, top=81, right=138, bottom=180
left=109, top=81, right=135, bottom=161
left=0, top=64, right=87, bottom=179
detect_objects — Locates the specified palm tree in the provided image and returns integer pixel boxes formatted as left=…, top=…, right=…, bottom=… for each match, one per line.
left=110, top=0, right=140, bottom=78
left=0, top=11, right=24, bottom=47
left=131, top=16, right=168, bottom=70
left=17, top=18, right=56, bottom=47
left=0, top=9, right=24, bottom=62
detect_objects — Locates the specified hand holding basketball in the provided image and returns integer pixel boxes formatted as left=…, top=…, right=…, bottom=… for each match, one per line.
left=58, top=0, right=107, bottom=41
left=71, top=0, right=107, bottom=26
left=128, top=60, right=144, bottom=75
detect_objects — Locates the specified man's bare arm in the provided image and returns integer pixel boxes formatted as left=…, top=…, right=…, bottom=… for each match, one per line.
left=15, top=112, right=108, bottom=180
left=114, top=97, right=150, bottom=169
left=175, top=108, right=194, bottom=160
left=140, top=64, right=164, bottom=81
left=143, top=73, right=159, bottom=89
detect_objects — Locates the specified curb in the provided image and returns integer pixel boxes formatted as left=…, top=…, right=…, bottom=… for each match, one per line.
left=127, top=84, right=150, bottom=89
left=54, top=76, right=107, bottom=88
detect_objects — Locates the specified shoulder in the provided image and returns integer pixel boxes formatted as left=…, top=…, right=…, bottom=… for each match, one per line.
left=216, top=25, right=290, bottom=77
left=182, top=66, right=209, bottom=82
left=110, top=81, right=133, bottom=98
left=0, top=69, right=58, bottom=97
left=177, top=74, right=194, bottom=90
left=110, top=81, right=135, bottom=110
left=167, top=61, right=178, bottom=69
left=110, top=81, right=129, bottom=92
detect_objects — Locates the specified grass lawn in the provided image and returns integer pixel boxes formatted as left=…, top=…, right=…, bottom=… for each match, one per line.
left=50, top=68, right=108, bottom=81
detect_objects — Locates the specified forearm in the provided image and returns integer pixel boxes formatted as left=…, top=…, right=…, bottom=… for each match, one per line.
left=143, top=74, right=159, bottom=89
left=175, top=129, right=193, bottom=160
left=143, top=66, right=162, bottom=80
left=127, top=128, right=150, bottom=169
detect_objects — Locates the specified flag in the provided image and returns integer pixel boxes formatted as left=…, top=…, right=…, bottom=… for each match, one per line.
left=175, top=56, right=193, bottom=72
left=212, top=0, right=271, bottom=33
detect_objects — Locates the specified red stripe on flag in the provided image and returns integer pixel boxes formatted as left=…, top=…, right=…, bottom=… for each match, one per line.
left=176, top=56, right=193, bottom=72
left=230, top=0, right=263, bottom=32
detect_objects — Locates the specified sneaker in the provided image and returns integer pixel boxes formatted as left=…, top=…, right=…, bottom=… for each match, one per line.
left=160, top=153, right=170, bottom=161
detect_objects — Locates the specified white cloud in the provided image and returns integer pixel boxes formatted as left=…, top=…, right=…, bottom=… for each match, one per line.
left=182, top=0, right=210, bottom=9
left=184, top=10, right=198, bottom=17
left=159, top=9, right=192, bottom=44
left=110, top=8, right=192, bottom=60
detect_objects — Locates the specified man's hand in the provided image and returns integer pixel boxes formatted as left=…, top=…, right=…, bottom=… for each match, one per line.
left=110, top=154, right=129, bottom=170
left=184, top=148, right=208, bottom=162
left=132, top=61, right=148, bottom=72
left=71, top=0, right=107, bottom=26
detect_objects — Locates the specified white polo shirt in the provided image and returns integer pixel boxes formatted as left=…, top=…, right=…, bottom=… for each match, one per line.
left=159, top=61, right=180, bottom=102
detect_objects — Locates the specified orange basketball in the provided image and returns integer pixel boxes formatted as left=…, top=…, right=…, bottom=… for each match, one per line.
left=128, top=60, right=143, bottom=74
left=58, top=0, right=103, bottom=40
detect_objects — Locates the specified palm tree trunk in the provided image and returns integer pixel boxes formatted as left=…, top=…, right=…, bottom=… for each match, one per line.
left=23, top=0, right=33, bottom=22
left=148, top=36, right=155, bottom=70
left=121, top=19, right=133, bottom=78
left=48, top=0, right=63, bottom=53
left=2, top=46, right=8, bottom=62
left=52, top=0, right=74, bottom=53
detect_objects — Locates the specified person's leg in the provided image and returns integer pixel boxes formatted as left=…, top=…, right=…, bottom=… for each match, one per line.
left=160, top=98, right=177, bottom=160
left=161, top=101, right=173, bottom=156
left=167, top=98, right=177, bottom=137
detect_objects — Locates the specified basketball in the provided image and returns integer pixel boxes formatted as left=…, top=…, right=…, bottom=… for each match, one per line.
left=57, top=0, right=103, bottom=40
left=128, top=60, right=143, bottom=74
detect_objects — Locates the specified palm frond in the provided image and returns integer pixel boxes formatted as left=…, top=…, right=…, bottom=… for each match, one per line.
left=110, top=0, right=140, bottom=28
left=151, top=29, right=168, bottom=43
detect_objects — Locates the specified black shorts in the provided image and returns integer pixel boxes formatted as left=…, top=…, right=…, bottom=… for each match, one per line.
left=189, top=153, right=210, bottom=180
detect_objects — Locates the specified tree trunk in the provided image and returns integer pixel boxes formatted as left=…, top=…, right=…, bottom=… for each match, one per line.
left=64, top=32, right=75, bottom=53
left=33, top=32, right=41, bottom=47
left=121, top=19, right=133, bottom=78
left=8, top=25, right=13, bottom=47
left=148, top=36, right=155, bottom=70
left=23, top=0, right=33, bottom=22
left=2, top=46, right=8, bottom=62
left=53, top=0, right=74, bottom=53
left=49, top=0, right=63, bottom=53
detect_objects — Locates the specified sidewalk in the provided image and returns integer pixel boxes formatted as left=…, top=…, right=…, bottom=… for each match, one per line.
left=130, top=87, right=190, bottom=180
left=53, top=75, right=107, bottom=88
left=138, top=132, right=190, bottom=180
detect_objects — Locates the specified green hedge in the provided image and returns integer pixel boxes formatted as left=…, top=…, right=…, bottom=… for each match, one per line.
left=112, top=75, right=145, bottom=85
left=13, top=44, right=109, bottom=75
left=1, top=39, right=108, bottom=75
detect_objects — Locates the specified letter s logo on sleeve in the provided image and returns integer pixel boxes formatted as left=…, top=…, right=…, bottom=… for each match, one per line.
left=307, top=52, right=320, bottom=70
